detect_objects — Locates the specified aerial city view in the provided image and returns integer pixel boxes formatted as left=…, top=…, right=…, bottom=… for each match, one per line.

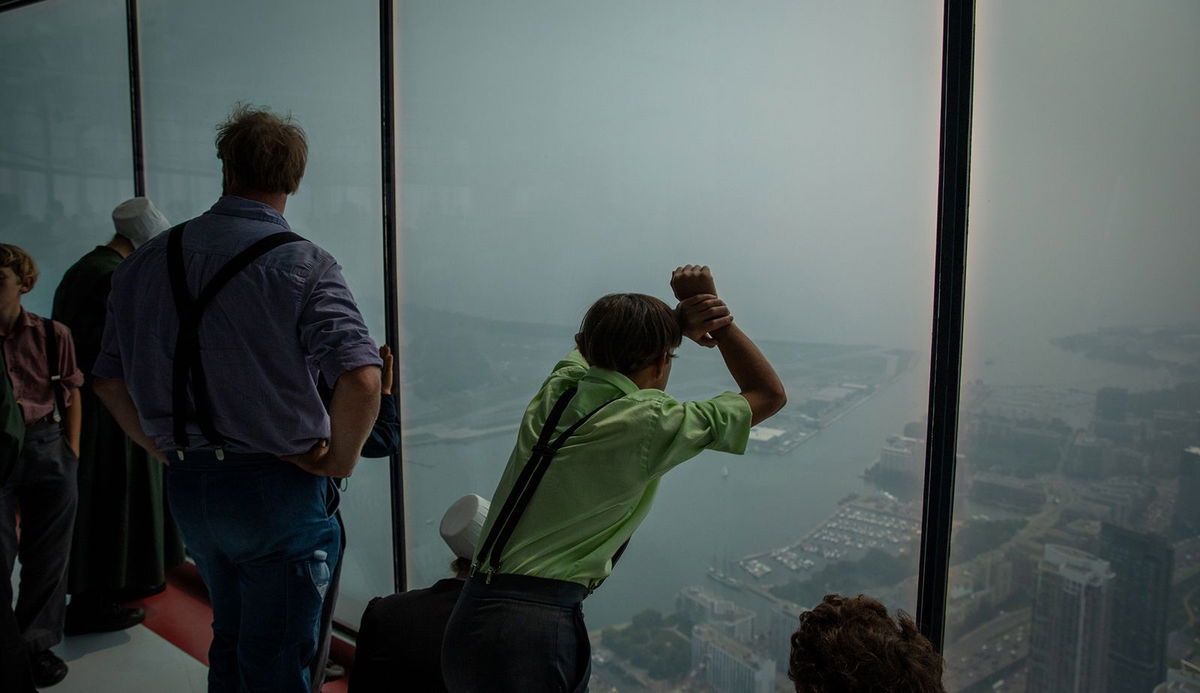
left=399, top=306, right=1200, bottom=692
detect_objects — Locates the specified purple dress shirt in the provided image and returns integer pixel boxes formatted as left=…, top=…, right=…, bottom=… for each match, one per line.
left=93, top=195, right=382, bottom=456
left=1, top=309, right=84, bottom=424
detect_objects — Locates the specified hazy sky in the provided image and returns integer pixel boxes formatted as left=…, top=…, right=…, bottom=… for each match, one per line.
left=398, top=0, right=1200, bottom=355
left=399, top=0, right=944, bottom=348
left=8, top=0, right=1190, bottom=353
left=964, top=0, right=1200, bottom=352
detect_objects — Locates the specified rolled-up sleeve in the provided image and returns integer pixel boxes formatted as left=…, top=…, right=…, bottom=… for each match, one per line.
left=54, top=322, right=84, bottom=391
left=298, top=260, right=382, bottom=388
left=91, top=292, right=124, bottom=380
left=360, top=393, right=401, bottom=458
left=644, top=392, right=753, bottom=478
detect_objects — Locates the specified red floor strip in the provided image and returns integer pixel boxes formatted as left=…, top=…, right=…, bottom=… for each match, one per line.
left=130, top=576, right=214, bottom=667
left=132, top=563, right=354, bottom=691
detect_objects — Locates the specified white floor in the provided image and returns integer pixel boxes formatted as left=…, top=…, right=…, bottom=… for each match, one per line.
left=11, top=561, right=209, bottom=692
left=45, top=626, right=209, bottom=692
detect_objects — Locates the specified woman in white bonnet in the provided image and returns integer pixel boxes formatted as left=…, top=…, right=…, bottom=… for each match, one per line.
left=52, top=196, right=185, bottom=640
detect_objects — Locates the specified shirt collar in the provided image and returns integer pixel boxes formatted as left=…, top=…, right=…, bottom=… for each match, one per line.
left=2, top=308, right=40, bottom=338
left=206, top=195, right=291, bottom=230
left=583, top=366, right=640, bottom=396
left=16, top=308, right=40, bottom=332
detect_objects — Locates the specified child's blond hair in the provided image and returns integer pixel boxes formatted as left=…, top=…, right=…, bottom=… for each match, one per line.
left=0, top=244, right=38, bottom=290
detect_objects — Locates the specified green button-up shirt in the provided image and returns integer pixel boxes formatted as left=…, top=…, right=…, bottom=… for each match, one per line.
left=476, top=350, right=752, bottom=587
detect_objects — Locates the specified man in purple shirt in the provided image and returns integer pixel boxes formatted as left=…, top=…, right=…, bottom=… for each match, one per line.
left=93, top=106, right=382, bottom=693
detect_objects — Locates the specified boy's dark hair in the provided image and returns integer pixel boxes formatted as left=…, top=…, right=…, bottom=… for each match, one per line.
left=789, top=594, right=945, bottom=693
left=577, top=293, right=682, bottom=375
left=215, top=104, right=308, bottom=195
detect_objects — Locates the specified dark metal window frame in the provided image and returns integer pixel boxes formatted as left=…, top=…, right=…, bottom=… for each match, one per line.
left=125, top=0, right=145, bottom=196
left=0, top=0, right=976, bottom=651
left=378, top=0, right=407, bottom=593
left=916, top=0, right=975, bottom=652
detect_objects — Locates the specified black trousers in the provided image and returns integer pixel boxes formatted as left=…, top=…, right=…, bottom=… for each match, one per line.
left=0, top=421, right=78, bottom=653
left=0, top=599, right=35, bottom=692
left=442, top=574, right=590, bottom=693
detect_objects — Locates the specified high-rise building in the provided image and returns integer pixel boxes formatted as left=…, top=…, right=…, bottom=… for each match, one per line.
left=1100, top=523, right=1173, bottom=693
left=1149, top=418, right=1200, bottom=476
left=879, top=435, right=924, bottom=473
left=767, top=600, right=806, bottom=670
left=1173, top=447, right=1200, bottom=541
left=1028, top=544, right=1114, bottom=693
left=691, top=624, right=776, bottom=693
left=675, top=586, right=757, bottom=644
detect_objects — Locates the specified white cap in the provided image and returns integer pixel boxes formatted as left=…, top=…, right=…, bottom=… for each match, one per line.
left=111, top=197, right=170, bottom=249
left=439, top=494, right=491, bottom=560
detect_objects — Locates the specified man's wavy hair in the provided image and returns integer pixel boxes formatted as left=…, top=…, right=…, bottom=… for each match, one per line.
left=216, top=104, right=308, bottom=195
left=577, top=293, right=681, bottom=375
left=789, top=594, right=945, bottom=693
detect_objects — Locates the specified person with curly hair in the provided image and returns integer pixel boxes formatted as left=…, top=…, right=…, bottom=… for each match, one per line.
left=789, top=594, right=946, bottom=693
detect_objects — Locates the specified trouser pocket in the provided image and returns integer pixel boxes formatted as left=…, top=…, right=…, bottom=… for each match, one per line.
left=303, top=550, right=333, bottom=601
left=323, top=478, right=340, bottom=519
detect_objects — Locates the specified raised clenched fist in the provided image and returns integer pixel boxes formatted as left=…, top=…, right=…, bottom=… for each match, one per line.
left=671, top=265, right=717, bottom=300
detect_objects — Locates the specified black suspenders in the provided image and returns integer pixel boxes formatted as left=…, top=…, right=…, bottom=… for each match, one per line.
left=474, top=386, right=623, bottom=587
left=41, top=318, right=65, bottom=424
left=166, top=222, right=306, bottom=460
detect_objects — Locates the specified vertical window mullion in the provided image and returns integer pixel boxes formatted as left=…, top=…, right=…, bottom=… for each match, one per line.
left=916, top=0, right=976, bottom=653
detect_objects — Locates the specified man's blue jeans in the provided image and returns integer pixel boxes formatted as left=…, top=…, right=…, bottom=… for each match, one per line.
left=167, top=453, right=340, bottom=693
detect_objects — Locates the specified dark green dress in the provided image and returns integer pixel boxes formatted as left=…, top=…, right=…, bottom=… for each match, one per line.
left=53, top=246, right=185, bottom=597
left=0, top=346, right=23, bottom=484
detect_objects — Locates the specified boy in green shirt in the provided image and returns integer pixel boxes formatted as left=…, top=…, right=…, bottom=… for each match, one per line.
left=442, top=265, right=786, bottom=693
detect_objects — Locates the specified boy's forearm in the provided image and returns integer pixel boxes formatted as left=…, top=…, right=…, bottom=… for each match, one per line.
left=713, top=323, right=775, bottom=390
left=713, top=323, right=787, bottom=425
left=92, top=378, right=164, bottom=461
left=65, top=389, right=82, bottom=455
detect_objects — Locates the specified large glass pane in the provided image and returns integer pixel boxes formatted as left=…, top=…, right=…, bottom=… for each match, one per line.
left=139, top=0, right=388, bottom=627
left=945, top=1, right=1200, bottom=691
left=398, top=2, right=942, bottom=689
left=0, top=0, right=134, bottom=317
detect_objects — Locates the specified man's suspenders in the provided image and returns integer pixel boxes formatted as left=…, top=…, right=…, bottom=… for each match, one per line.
left=166, top=222, right=306, bottom=460
left=41, top=318, right=65, bottom=424
left=473, top=386, right=626, bottom=590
